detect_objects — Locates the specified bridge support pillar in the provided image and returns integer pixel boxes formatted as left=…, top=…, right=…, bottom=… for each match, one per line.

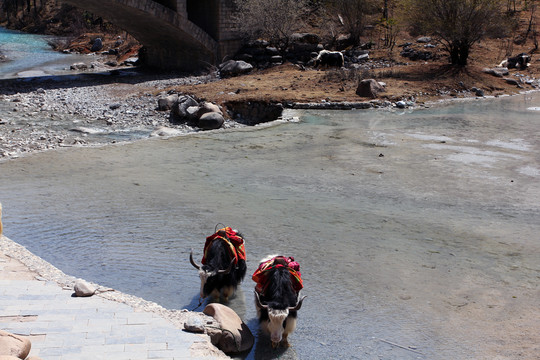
left=177, top=0, right=187, bottom=15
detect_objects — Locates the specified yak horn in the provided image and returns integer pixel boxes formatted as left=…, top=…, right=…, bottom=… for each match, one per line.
left=289, top=295, right=307, bottom=311
left=254, top=290, right=269, bottom=309
left=217, top=258, right=235, bottom=274
left=189, top=249, right=201, bottom=270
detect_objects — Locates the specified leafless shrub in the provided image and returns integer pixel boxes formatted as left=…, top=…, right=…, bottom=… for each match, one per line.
left=234, top=0, right=309, bottom=52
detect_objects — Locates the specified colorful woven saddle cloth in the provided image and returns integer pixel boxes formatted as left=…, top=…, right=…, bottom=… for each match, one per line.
left=252, top=255, right=303, bottom=294
left=202, top=227, right=246, bottom=266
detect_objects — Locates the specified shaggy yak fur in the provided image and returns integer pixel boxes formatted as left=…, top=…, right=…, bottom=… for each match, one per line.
left=314, top=50, right=344, bottom=68
left=255, top=256, right=306, bottom=348
left=190, top=235, right=247, bottom=301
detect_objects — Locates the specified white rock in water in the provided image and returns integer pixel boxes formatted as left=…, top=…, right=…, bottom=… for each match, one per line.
left=74, top=280, right=96, bottom=297
left=150, top=127, right=183, bottom=137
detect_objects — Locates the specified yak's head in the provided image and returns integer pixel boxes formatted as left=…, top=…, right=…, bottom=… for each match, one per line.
left=190, top=250, right=234, bottom=298
left=255, top=291, right=306, bottom=348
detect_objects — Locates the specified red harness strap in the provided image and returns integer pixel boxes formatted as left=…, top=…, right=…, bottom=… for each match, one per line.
left=252, top=256, right=303, bottom=295
left=202, top=227, right=246, bottom=266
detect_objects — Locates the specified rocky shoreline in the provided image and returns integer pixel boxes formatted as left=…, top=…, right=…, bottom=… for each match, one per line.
left=0, top=65, right=401, bottom=161
left=2, top=59, right=540, bottom=162
left=0, top=67, right=245, bottom=160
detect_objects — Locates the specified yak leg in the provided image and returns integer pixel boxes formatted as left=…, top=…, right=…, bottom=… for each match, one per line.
left=281, top=334, right=291, bottom=347
left=281, top=317, right=297, bottom=347
left=210, top=288, right=220, bottom=301
left=221, top=285, right=234, bottom=301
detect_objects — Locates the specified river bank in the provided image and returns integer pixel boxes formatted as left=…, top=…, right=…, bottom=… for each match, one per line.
left=0, top=233, right=228, bottom=359
left=2, top=58, right=540, bottom=162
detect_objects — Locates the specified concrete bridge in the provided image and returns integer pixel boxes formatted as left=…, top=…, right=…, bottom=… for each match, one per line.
left=59, top=0, right=242, bottom=71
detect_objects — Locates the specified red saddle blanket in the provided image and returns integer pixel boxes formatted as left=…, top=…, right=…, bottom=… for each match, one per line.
left=252, top=255, right=303, bottom=295
left=202, top=227, right=246, bottom=266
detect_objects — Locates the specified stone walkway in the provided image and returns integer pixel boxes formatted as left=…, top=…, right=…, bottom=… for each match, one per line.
left=0, top=236, right=228, bottom=360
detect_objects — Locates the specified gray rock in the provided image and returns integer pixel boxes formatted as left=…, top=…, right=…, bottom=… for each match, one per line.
left=157, top=94, right=179, bottom=111
left=218, top=60, right=253, bottom=77
left=471, top=87, right=485, bottom=97
left=196, top=102, right=223, bottom=118
left=74, top=279, right=96, bottom=297
left=290, top=32, right=321, bottom=44
left=504, top=77, right=520, bottom=85
left=203, top=303, right=254, bottom=354
left=265, top=47, right=280, bottom=56
left=417, top=36, right=432, bottom=43
left=357, top=53, right=369, bottom=61
left=483, top=67, right=509, bottom=77
left=171, top=95, right=199, bottom=123
left=114, top=37, right=124, bottom=47
left=395, top=100, right=407, bottom=108
left=356, top=79, right=385, bottom=98
left=198, top=112, right=224, bottom=130
left=124, top=57, right=138, bottom=66
left=91, top=38, right=103, bottom=52
left=0, top=330, right=31, bottom=359
left=183, top=316, right=205, bottom=333
left=70, top=63, right=88, bottom=71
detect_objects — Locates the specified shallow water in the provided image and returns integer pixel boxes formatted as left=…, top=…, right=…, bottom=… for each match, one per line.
left=0, top=27, right=90, bottom=79
left=1, top=93, right=539, bottom=359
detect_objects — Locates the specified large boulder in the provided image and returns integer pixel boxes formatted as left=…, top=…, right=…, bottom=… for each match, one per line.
left=290, top=32, right=321, bottom=45
left=196, top=102, right=223, bottom=118
left=0, top=330, right=31, bottom=359
left=203, top=303, right=254, bottom=354
left=198, top=112, right=225, bottom=130
left=158, top=94, right=179, bottom=111
left=171, top=95, right=199, bottom=123
left=91, top=38, right=103, bottom=52
left=356, top=79, right=385, bottom=98
left=218, top=60, right=253, bottom=78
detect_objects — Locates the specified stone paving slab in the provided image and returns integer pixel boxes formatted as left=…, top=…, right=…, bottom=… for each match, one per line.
left=0, top=235, right=229, bottom=360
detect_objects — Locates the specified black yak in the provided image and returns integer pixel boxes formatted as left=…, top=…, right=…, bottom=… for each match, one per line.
left=252, top=255, right=306, bottom=348
left=498, top=53, right=531, bottom=69
left=190, top=227, right=247, bottom=301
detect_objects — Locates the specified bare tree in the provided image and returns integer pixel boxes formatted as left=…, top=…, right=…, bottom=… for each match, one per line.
left=406, top=0, right=505, bottom=66
left=329, top=0, right=377, bottom=46
left=234, top=0, right=308, bottom=52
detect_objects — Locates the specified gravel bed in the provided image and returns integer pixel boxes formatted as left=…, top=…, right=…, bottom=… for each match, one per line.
left=0, top=67, right=242, bottom=160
